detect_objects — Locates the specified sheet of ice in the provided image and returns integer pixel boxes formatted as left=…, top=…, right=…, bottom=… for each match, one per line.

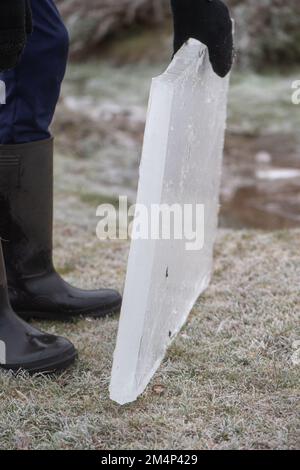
left=110, top=39, right=230, bottom=405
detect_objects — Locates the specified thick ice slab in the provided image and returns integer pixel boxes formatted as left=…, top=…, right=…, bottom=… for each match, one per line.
left=110, top=39, right=230, bottom=405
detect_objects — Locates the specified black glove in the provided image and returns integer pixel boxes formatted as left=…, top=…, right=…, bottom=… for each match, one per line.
left=0, top=0, right=33, bottom=72
left=171, top=0, right=233, bottom=78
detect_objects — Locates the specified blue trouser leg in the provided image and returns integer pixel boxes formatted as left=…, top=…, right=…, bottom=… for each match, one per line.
left=0, top=0, right=69, bottom=144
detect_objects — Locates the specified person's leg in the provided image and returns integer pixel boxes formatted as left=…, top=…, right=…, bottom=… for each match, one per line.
left=0, top=3, right=77, bottom=372
left=0, top=0, right=122, bottom=320
left=0, top=0, right=69, bottom=144
left=0, top=240, right=77, bottom=373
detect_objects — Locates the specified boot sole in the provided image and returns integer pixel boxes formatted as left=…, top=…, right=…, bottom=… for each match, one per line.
left=0, top=347, right=77, bottom=375
left=16, top=301, right=122, bottom=322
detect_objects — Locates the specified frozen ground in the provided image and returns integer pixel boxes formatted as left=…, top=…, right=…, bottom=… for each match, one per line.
left=0, top=228, right=299, bottom=450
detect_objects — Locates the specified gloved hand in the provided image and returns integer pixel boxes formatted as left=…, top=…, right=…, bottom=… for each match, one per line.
left=171, top=0, right=233, bottom=78
left=0, top=0, right=33, bottom=72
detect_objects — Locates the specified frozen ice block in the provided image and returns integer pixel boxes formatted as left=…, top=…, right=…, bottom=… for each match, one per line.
left=110, top=39, right=230, bottom=405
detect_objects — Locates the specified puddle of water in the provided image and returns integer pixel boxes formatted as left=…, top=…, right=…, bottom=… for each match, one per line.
left=220, top=132, right=300, bottom=229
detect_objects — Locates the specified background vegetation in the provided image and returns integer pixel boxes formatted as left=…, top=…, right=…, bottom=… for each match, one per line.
left=57, top=0, right=300, bottom=68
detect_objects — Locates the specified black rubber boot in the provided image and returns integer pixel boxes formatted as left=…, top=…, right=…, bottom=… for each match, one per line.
left=0, top=139, right=122, bottom=321
left=0, top=241, right=77, bottom=373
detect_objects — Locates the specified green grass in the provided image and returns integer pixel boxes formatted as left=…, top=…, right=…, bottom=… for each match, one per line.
left=0, top=228, right=299, bottom=450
